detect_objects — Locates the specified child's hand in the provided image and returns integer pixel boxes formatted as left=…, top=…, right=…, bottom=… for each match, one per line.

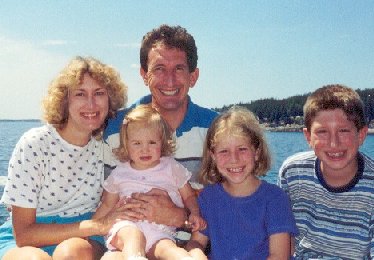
left=188, top=214, right=207, bottom=232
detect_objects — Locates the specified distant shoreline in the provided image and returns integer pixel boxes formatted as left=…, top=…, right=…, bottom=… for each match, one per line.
left=265, top=124, right=374, bottom=135
left=0, top=119, right=41, bottom=122
left=1, top=120, right=373, bottom=135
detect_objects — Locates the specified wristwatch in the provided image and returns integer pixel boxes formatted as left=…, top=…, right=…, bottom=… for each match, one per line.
left=175, top=208, right=192, bottom=247
left=183, top=208, right=192, bottom=229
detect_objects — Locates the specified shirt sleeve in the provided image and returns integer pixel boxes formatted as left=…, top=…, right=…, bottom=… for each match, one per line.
left=370, top=209, right=374, bottom=259
left=169, top=158, right=192, bottom=189
left=266, top=187, right=298, bottom=237
left=1, top=132, right=42, bottom=208
left=278, top=159, right=291, bottom=196
left=102, top=167, right=122, bottom=194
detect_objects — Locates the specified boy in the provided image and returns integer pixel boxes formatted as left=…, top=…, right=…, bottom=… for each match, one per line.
left=279, top=84, right=374, bottom=259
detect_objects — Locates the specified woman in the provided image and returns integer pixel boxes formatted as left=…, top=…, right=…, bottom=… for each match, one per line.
left=0, top=56, right=127, bottom=259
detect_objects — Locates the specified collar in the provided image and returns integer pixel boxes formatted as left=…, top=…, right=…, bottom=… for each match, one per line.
left=315, top=153, right=364, bottom=193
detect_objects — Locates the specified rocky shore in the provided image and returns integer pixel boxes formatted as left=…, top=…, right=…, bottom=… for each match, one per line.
left=264, top=124, right=374, bottom=135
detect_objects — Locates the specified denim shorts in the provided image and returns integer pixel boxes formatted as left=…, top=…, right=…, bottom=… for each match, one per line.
left=0, top=212, right=104, bottom=257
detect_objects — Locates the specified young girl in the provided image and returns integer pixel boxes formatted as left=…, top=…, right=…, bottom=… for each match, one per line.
left=186, top=106, right=298, bottom=260
left=94, top=104, right=207, bottom=260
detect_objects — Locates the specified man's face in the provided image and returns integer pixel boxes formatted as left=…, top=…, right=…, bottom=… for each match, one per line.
left=140, top=45, right=199, bottom=114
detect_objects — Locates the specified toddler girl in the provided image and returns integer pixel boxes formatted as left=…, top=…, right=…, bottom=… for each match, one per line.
left=94, top=104, right=206, bottom=260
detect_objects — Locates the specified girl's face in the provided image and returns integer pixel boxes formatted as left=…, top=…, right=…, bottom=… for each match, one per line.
left=126, top=123, right=162, bottom=170
left=66, top=73, right=109, bottom=138
left=212, top=133, right=259, bottom=188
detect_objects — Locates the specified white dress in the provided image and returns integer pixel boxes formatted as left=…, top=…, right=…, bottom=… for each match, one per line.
left=103, top=156, right=191, bottom=252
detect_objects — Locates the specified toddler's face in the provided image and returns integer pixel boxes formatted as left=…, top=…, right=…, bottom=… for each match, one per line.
left=126, top=124, right=162, bottom=170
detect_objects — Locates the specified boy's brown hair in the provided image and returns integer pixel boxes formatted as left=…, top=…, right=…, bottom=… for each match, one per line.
left=303, top=84, right=367, bottom=131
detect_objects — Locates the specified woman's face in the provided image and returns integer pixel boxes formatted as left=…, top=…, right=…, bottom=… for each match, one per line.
left=66, top=73, right=109, bottom=137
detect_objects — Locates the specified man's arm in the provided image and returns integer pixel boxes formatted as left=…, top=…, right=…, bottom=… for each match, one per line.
left=127, top=188, right=187, bottom=227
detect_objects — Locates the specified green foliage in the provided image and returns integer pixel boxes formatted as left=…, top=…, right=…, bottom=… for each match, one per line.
left=213, top=88, right=374, bottom=126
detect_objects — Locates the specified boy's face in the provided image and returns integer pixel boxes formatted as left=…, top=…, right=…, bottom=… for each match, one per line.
left=303, top=108, right=368, bottom=177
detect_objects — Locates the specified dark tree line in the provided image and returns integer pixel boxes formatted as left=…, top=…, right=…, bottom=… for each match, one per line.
left=214, top=88, right=374, bottom=127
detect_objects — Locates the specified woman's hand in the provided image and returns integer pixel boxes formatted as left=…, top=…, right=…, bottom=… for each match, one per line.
left=94, top=198, right=140, bottom=235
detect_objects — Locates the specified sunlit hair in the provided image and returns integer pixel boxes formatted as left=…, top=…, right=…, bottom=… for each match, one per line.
left=115, top=104, right=176, bottom=162
left=303, top=84, right=366, bottom=131
left=140, top=24, right=198, bottom=72
left=199, top=106, right=271, bottom=185
left=42, top=56, right=127, bottom=139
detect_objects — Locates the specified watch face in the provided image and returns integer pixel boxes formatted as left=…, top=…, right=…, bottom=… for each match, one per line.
left=175, top=230, right=192, bottom=247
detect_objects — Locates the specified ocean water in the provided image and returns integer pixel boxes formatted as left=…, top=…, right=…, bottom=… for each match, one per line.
left=1, top=120, right=374, bottom=225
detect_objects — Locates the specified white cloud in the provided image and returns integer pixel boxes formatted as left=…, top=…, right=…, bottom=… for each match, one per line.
left=0, top=35, right=68, bottom=119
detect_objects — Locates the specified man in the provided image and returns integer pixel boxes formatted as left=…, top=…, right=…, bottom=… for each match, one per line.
left=104, top=24, right=217, bottom=231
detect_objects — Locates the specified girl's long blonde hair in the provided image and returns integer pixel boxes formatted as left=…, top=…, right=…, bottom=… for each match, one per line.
left=199, top=106, right=271, bottom=185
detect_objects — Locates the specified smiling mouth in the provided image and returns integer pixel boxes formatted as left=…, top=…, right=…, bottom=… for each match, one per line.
left=327, top=151, right=345, bottom=158
left=160, top=89, right=179, bottom=96
left=81, top=112, right=99, bottom=119
left=227, top=167, right=244, bottom=173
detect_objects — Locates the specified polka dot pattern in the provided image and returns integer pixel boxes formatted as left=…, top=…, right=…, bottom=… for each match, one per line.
left=1, top=124, right=104, bottom=217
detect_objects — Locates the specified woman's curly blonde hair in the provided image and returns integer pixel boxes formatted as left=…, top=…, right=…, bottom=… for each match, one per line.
left=42, top=56, right=127, bottom=139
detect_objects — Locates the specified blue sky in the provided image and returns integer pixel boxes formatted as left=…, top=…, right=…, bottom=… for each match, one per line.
left=1, top=0, right=373, bottom=119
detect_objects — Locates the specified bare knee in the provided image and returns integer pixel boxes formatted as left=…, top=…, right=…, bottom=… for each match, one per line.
left=53, top=237, right=95, bottom=260
left=3, top=246, right=51, bottom=260
left=100, top=251, right=124, bottom=260
left=149, top=239, right=191, bottom=259
left=112, top=226, right=146, bottom=254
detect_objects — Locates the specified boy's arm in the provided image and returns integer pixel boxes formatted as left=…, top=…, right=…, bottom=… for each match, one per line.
left=267, top=232, right=291, bottom=260
left=92, top=190, right=120, bottom=219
